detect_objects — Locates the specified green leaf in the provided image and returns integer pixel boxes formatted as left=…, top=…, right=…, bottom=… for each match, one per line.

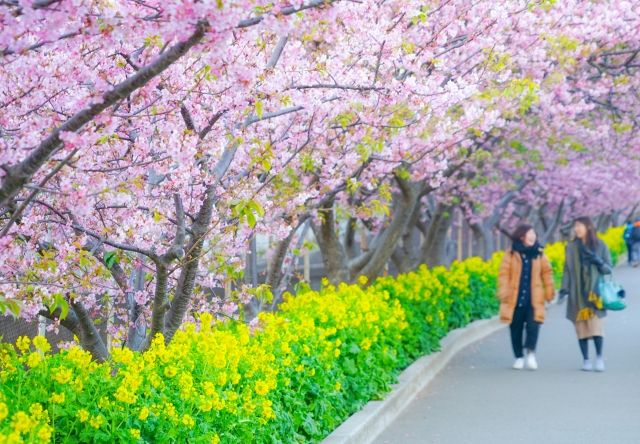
left=246, top=211, right=257, bottom=228
left=250, top=284, right=273, bottom=303
left=78, top=253, right=92, bottom=268
left=395, top=167, right=411, bottom=180
left=104, top=251, right=118, bottom=269
left=52, top=293, right=69, bottom=320
left=343, top=358, right=358, bottom=375
left=255, top=100, right=264, bottom=119
left=231, top=199, right=264, bottom=228
left=0, top=298, right=21, bottom=317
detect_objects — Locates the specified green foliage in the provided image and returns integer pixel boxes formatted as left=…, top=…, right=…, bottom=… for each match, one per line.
left=483, top=48, right=511, bottom=73
left=598, top=226, right=627, bottom=266
left=479, top=77, right=540, bottom=116
left=230, top=199, right=265, bottom=228
left=0, top=297, right=20, bottom=318
left=49, top=293, right=70, bottom=320
left=104, top=251, right=119, bottom=270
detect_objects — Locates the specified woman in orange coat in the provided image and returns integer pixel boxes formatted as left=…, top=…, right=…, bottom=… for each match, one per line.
left=497, top=225, right=555, bottom=370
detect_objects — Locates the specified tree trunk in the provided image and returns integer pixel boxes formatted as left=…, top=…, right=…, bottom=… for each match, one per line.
left=163, top=185, right=216, bottom=345
left=311, top=200, right=350, bottom=284
left=391, top=202, right=423, bottom=273
left=420, top=203, right=454, bottom=267
left=356, top=179, right=421, bottom=281
left=471, top=222, right=495, bottom=260
left=538, top=201, right=565, bottom=244
left=126, top=260, right=147, bottom=351
left=344, top=217, right=359, bottom=259
left=70, top=300, right=110, bottom=362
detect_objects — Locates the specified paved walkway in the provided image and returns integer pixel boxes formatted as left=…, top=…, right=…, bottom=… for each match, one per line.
left=375, top=264, right=640, bottom=444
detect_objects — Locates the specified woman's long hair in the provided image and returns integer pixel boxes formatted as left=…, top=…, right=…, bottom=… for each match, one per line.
left=574, top=216, right=598, bottom=250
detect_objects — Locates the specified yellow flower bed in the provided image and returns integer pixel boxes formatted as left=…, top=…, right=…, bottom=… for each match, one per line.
left=0, top=227, right=625, bottom=443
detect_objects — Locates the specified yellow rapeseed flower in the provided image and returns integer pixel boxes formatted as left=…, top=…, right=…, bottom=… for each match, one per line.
left=212, top=354, right=226, bottom=369
left=112, top=347, right=134, bottom=365
left=199, top=399, right=213, bottom=412
left=16, top=336, right=31, bottom=353
left=77, top=409, right=90, bottom=422
left=28, top=403, right=44, bottom=420
left=97, top=397, right=110, bottom=409
left=138, top=407, right=150, bottom=421
left=212, top=397, right=225, bottom=411
left=115, top=385, right=137, bottom=404
left=32, top=336, right=51, bottom=354
left=11, top=411, right=33, bottom=433
left=27, top=352, right=43, bottom=368
left=163, top=402, right=177, bottom=420
left=254, top=380, right=270, bottom=396
left=181, top=414, right=195, bottom=428
left=53, top=367, right=73, bottom=385
left=0, top=402, right=8, bottom=421
left=149, top=373, right=162, bottom=388
left=199, top=312, right=213, bottom=330
left=261, top=399, right=275, bottom=420
left=64, top=346, right=92, bottom=368
left=130, top=429, right=141, bottom=440
left=37, top=425, right=53, bottom=443
left=89, top=414, right=105, bottom=429
left=49, top=392, right=65, bottom=404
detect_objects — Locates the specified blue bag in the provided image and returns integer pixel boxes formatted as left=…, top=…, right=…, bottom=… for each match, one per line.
left=598, top=276, right=626, bottom=311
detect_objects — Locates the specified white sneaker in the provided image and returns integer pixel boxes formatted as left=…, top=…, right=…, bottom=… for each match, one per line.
left=582, top=360, right=593, bottom=371
left=513, top=358, right=525, bottom=370
left=595, top=357, right=605, bottom=372
left=525, top=353, right=538, bottom=370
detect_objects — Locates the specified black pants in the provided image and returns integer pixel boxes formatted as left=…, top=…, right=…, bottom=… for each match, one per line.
left=510, top=305, right=540, bottom=358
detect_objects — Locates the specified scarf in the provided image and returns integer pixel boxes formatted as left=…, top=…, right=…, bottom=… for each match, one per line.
left=573, top=240, right=604, bottom=321
left=511, top=240, right=543, bottom=259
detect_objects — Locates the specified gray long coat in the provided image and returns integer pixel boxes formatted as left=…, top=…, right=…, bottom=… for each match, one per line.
left=561, top=239, right=612, bottom=323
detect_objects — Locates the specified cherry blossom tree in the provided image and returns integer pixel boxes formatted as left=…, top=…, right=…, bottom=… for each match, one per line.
left=1, top=0, right=639, bottom=359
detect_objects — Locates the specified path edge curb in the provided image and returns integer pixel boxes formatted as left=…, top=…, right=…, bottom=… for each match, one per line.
left=321, top=316, right=504, bottom=444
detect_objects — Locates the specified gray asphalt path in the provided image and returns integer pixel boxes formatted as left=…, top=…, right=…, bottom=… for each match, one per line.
left=375, top=265, right=640, bottom=444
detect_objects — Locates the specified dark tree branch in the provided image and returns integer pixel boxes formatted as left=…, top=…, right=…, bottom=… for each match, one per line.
left=162, top=194, right=186, bottom=262
left=237, top=0, right=339, bottom=28
left=180, top=105, right=196, bottom=132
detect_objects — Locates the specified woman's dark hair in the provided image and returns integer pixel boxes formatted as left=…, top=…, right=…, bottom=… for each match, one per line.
left=511, top=224, right=534, bottom=242
left=574, top=216, right=598, bottom=250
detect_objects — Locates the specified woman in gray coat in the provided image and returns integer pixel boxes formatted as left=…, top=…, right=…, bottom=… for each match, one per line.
left=559, top=217, right=612, bottom=372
